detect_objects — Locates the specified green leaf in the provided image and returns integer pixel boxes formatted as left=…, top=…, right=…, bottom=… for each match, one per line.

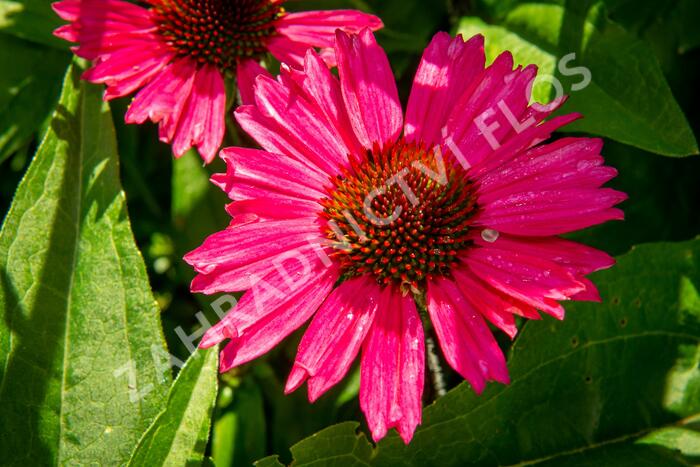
left=256, top=424, right=691, bottom=466
left=127, top=347, right=219, bottom=467
left=0, top=32, right=69, bottom=162
left=0, top=0, right=67, bottom=49
left=640, top=425, right=700, bottom=460
left=255, top=456, right=283, bottom=467
left=521, top=443, right=691, bottom=466
left=0, top=62, right=171, bottom=465
left=456, top=2, right=699, bottom=157
left=212, top=377, right=267, bottom=467
left=212, top=385, right=238, bottom=467
left=257, top=237, right=700, bottom=465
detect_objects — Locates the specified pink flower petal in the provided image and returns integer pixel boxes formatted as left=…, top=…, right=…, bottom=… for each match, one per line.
left=463, top=244, right=589, bottom=319
left=215, top=147, right=329, bottom=203
left=249, top=73, right=353, bottom=174
left=235, top=104, right=328, bottom=175
left=236, top=58, right=272, bottom=106
left=185, top=218, right=327, bottom=293
left=426, top=278, right=509, bottom=393
left=473, top=233, right=615, bottom=276
left=52, top=0, right=158, bottom=59
left=52, top=0, right=80, bottom=21
left=171, top=63, right=226, bottom=162
left=53, top=0, right=170, bottom=100
left=125, top=57, right=197, bottom=134
left=215, top=262, right=340, bottom=371
left=444, top=51, right=542, bottom=167
left=285, top=276, right=381, bottom=401
left=452, top=268, right=518, bottom=339
left=266, top=35, right=315, bottom=68
left=470, top=233, right=614, bottom=305
left=360, top=285, right=424, bottom=443
left=82, top=41, right=173, bottom=100
left=473, top=187, right=627, bottom=236
left=469, top=112, right=581, bottom=179
left=335, top=29, right=402, bottom=150
left=405, top=33, right=485, bottom=147
left=317, top=47, right=338, bottom=67
left=298, top=50, right=365, bottom=160
left=477, top=137, right=617, bottom=205
left=275, top=10, right=383, bottom=50
left=223, top=198, right=320, bottom=222
left=572, top=278, right=602, bottom=302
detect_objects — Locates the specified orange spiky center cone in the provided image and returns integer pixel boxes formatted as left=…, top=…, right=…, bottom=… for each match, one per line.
left=321, top=139, right=479, bottom=294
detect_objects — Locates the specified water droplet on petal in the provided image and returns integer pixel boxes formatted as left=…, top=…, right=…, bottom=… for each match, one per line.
left=481, top=229, right=500, bottom=243
left=346, top=313, right=354, bottom=320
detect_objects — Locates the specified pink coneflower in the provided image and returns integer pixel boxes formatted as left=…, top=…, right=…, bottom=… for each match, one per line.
left=185, top=30, right=626, bottom=443
left=51, top=0, right=382, bottom=163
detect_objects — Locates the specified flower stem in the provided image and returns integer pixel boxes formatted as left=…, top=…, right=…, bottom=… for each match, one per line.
left=426, top=335, right=446, bottom=399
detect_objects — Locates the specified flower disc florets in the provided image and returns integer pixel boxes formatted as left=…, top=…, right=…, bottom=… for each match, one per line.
left=153, top=0, right=284, bottom=71
left=321, top=139, right=479, bottom=292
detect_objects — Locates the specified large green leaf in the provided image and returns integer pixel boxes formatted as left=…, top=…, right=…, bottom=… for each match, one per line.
left=0, top=63, right=171, bottom=465
left=0, top=0, right=66, bottom=49
left=457, top=2, right=698, bottom=157
left=0, top=32, right=69, bottom=163
left=256, top=237, right=700, bottom=466
left=127, top=347, right=219, bottom=467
